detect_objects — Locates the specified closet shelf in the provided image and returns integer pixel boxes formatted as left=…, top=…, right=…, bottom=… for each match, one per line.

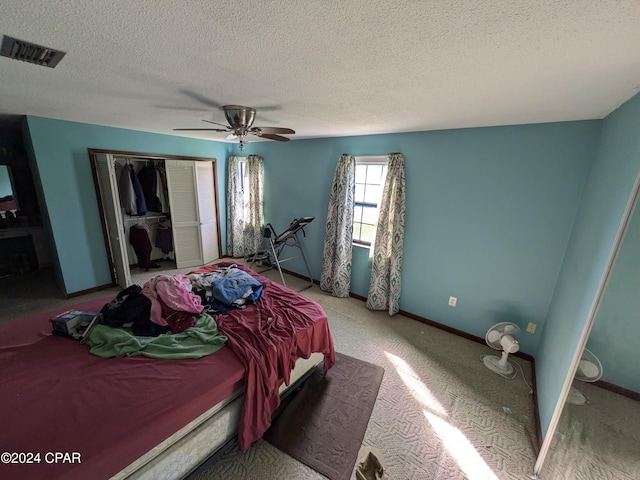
left=124, top=214, right=167, bottom=222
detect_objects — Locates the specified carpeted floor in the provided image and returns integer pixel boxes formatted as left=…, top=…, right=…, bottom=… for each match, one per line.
left=2, top=262, right=638, bottom=479
left=540, top=380, right=640, bottom=480
left=193, top=268, right=540, bottom=480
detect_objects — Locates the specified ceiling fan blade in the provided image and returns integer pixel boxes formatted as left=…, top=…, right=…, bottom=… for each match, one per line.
left=202, top=119, right=231, bottom=129
left=173, top=128, right=228, bottom=132
left=259, top=133, right=291, bottom=142
left=252, top=126, right=295, bottom=135
left=179, top=89, right=224, bottom=109
left=155, top=105, right=210, bottom=112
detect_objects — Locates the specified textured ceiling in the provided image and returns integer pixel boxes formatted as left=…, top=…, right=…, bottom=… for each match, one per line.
left=1, top=0, right=640, bottom=143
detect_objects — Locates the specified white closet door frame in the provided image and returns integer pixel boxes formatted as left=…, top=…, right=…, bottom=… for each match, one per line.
left=165, top=160, right=203, bottom=268
left=93, top=153, right=132, bottom=288
left=195, top=160, right=220, bottom=264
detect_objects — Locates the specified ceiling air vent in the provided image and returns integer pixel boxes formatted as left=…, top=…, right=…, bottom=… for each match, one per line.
left=1, top=35, right=66, bottom=68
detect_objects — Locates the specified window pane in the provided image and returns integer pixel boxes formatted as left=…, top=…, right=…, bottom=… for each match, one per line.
left=360, top=224, right=375, bottom=243
left=380, top=165, right=388, bottom=185
left=366, top=164, right=383, bottom=184
left=364, top=184, right=382, bottom=204
left=361, top=205, right=378, bottom=224
left=352, top=222, right=361, bottom=241
left=355, top=165, right=367, bottom=183
left=353, top=204, right=363, bottom=223
left=239, top=162, right=246, bottom=191
left=354, top=184, right=365, bottom=203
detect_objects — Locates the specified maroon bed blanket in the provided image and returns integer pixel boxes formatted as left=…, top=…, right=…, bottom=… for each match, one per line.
left=191, top=263, right=336, bottom=451
left=0, top=264, right=335, bottom=479
left=0, top=296, right=246, bottom=480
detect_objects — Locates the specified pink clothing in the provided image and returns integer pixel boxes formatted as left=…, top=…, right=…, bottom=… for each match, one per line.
left=142, top=274, right=203, bottom=328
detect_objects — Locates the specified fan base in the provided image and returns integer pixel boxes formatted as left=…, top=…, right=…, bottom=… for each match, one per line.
left=566, top=386, right=588, bottom=405
left=483, top=355, right=515, bottom=376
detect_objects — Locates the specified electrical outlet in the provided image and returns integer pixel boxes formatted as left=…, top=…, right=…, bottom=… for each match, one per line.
left=527, top=322, right=537, bottom=334
left=448, top=296, right=457, bottom=307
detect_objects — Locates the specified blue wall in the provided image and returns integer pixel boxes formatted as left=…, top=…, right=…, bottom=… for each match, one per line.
left=588, top=194, right=640, bottom=393
left=535, top=92, right=640, bottom=438
left=24, top=116, right=229, bottom=294
left=234, top=120, right=600, bottom=354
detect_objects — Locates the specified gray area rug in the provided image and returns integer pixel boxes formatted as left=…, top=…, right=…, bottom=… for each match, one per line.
left=264, top=352, right=384, bottom=480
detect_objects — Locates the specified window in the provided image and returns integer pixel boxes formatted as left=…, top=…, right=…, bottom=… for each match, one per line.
left=353, top=157, right=387, bottom=246
left=238, top=160, right=250, bottom=210
left=238, top=158, right=246, bottom=192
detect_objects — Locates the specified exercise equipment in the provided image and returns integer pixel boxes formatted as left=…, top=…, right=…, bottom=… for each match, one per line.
left=248, top=217, right=314, bottom=290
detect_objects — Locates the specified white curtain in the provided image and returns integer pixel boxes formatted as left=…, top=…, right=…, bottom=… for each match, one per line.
left=226, top=155, right=264, bottom=257
left=367, top=152, right=406, bottom=315
left=320, top=154, right=356, bottom=297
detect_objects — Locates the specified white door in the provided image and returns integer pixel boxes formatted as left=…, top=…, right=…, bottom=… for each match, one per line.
left=195, top=161, right=220, bottom=264
left=94, top=153, right=132, bottom=288
left=165, top=160, right=203, bottom=268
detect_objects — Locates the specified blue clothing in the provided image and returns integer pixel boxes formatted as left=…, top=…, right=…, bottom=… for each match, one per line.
left=210, top=270, right=263, bottom=306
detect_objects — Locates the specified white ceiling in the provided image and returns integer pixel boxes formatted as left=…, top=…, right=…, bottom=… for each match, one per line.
left=1, top=0, right=640, bottom=143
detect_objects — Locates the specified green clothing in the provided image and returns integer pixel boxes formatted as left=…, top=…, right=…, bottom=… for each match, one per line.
left=86, top=313, right=227, bottom=359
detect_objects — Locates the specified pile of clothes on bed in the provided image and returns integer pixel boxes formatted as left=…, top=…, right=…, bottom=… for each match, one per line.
left=85, top=264, right=264, bottom=359
left=188, top=264, right=263, bottom=313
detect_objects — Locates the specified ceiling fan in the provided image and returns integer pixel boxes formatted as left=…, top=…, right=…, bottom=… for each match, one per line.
left=173, top=105, right=295, bottom=150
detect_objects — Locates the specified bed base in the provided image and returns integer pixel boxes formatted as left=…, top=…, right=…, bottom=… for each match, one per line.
left=115, top=353, right=324, bottom=480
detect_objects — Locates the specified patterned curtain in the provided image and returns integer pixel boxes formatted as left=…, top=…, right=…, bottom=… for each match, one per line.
left=243, top=154, right=264, bottom=256
left=367, top=153, right=406, bottom=315
left=320, top=154, right=356, bottom=297
left=226, top=156, right=244, bottom=257
left=226, top=155, right=264, bottom=257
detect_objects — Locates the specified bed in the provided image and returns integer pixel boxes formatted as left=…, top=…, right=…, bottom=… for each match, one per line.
left=0, top=263, right=335, bottom=480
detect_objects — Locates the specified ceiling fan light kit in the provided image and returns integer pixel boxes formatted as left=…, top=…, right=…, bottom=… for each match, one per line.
left=223, top=105, right=256, bottom=129
left=483, top=322, right=521, bottom=377
left=174, top=104, right=295, bottom=151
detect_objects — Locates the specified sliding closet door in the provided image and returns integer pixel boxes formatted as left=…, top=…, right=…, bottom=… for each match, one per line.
left=93, top=153, right=132, bottom=288
left=165, top=160, right=203, bottom=268
left=195, top=161, right=219, bottom=264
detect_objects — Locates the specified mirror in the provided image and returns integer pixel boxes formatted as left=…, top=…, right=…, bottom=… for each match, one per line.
left=0, top=158, right=42, bottom=227
left=539, top=183, right=640, bottom=478
left=0, top=165, right=16, bottom=205
left=0, top=165, right=19, bottom=225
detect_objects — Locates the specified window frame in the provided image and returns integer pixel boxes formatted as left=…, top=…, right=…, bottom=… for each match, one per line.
left=352, top=155, right=388, bottom=248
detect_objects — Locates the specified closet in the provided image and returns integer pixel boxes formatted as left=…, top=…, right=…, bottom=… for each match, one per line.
left=90, top=150, right=221, bottom=288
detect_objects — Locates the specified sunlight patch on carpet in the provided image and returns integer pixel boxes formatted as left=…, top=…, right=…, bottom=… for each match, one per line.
left=385, top=351, right=447, bottom=416
left=425, top=410, right=499, bottom=480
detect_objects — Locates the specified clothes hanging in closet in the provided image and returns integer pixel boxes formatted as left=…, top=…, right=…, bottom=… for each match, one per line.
left=155, top=222, right=174, bottom=254
left=156, top=168, right=169, bottom=213
left=118, top=164, right=148, bottom=215
left=118, top=164, right=136, bottom=214
left=138, top=164, right=164, bottom=213
left=130, top=165, right=147, bottom=215
left=129, top=225, right=156, bottom=271
left=156, top=165, right=169, bottom=213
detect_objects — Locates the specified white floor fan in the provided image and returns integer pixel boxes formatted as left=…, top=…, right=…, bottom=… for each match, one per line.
left=566, top=347, right=603, bottom=405
left=483, top=322, right=521, bottom=377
